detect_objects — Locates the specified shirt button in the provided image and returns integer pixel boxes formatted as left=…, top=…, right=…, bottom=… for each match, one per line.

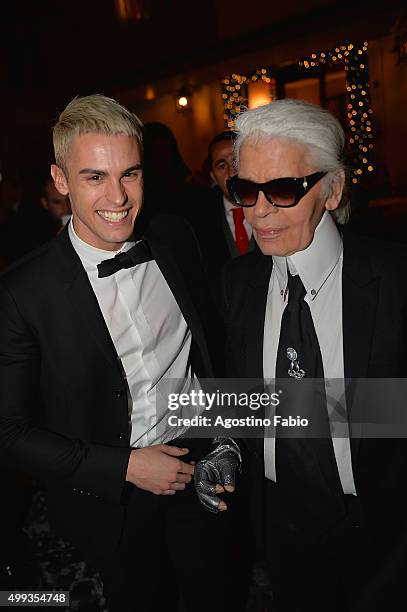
left=114, top=389, right=124, bottom=399
left=311, top=289, right=316, bottom=296
left=117, top=432, right=126, bottom=440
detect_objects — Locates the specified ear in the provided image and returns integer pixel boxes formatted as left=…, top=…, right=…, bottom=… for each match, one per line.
left=210, top=170, right=216, bottom=184
left=51, top=165, right=69, bottom=196
left=325, top=170, right=345, bottom=212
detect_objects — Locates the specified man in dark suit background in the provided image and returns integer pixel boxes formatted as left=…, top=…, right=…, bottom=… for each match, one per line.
left=0, top=95, right=243, bottom=612
left=221, top=99, right=407, bottom=611
left=208, top=131, right=253, bottom=259
left=192, top=131, right=255, bottom=301
left=40, top=176, right=71, bottom=232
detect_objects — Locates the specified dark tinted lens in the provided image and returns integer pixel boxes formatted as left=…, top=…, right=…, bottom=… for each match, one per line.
left=264, top=178, right=300, bottom=207
left=232, top=178, right=259, bottom=206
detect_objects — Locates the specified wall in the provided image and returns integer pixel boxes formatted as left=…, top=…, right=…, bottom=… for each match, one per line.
left=125, top=32, right=407, bottom=198
left=369, top=34, right=407, bottom=195
left=131, top=82, right=225, bottom=173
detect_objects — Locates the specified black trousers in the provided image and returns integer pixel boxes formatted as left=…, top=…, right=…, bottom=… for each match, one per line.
left=98, top=439, right=250, bottom=612
left=265, top=479, right=405, bottom=612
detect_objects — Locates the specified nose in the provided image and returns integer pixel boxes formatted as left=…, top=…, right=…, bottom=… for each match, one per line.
left=106, top=178, right=127, bottom=207
left=253, top=190, right=277, bottom=217
left=225, top=163, right=234, bottom=180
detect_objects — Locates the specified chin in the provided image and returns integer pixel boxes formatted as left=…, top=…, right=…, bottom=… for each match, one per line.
left=256, top=229, right=315, bottom=257
left=255, top=237, right=289, bottom=257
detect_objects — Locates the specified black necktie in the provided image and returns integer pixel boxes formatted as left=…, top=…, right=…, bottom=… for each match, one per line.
left=275, top=272, right=342, bottom=506
left=97, top=240, right=154, bottom=278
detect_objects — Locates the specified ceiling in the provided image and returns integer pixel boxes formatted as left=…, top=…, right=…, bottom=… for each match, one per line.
left=0, top=0, right=404, bottom=182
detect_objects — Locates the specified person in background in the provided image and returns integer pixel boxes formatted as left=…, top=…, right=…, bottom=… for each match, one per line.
left=40, top=177, right=71, bottom=232
left=209, top=131, right=254, bottom=258
left=192, top=131, right=255, bottom=302
left=138, top=121, right=207, bottom=235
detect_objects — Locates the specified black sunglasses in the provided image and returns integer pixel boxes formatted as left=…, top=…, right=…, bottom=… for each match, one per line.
left=226, top=171, right=327, bottom=208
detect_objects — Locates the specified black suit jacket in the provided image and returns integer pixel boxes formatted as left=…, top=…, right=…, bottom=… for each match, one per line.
left=190, top=187, right=256, bottom=303
left=223, top=232, right=407, bottom=541
left=0, top=215, right=217, bottom=561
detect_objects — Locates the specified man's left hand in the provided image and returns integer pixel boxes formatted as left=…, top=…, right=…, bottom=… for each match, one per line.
left=194, top=438, right=242, bottom=513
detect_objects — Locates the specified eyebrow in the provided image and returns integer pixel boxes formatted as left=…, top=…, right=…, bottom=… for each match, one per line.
left=78, top=164, right=142, bottom=176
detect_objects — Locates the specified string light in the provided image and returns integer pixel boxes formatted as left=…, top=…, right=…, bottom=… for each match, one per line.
left=221, top=42, right=374, bottom=184
left=222, top=68, right=274, bottom=128
left=299, top=41, right=374, bottom=183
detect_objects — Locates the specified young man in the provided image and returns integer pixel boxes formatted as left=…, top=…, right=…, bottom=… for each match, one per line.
left=0, top=95, right=243, bottom=612
left=218, top=99, right=407, bottom=611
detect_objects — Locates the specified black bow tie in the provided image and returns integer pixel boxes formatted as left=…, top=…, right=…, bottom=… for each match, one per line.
left=97, top=240, right=154, bottom=278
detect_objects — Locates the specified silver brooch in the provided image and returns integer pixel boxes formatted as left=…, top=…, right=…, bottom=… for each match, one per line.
left=286, top=347, right=306, bottom=379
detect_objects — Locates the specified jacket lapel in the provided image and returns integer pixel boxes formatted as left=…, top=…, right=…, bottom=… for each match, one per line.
left=55, top=229, right=124, bottom=377
left=57, top=221, right=212, bottom=378
left=342, top=233, right=380, bottom=463
left=245, top=254, right=273, bottom=455
left=245, top=253, right=273, bottom=379
left=146, top=237, right=211, bottom=375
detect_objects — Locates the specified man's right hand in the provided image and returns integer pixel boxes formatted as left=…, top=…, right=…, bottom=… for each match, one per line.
left=126, top=444, right=194, bottom=495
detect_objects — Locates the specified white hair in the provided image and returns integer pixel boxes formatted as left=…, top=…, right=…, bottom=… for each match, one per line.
left=234, top=99, right=349, bottom=224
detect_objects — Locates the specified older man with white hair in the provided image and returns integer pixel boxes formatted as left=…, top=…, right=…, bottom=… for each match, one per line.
left=211, top=99, right=407, bottom=611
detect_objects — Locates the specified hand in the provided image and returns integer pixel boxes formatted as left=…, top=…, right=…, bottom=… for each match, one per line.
left=194, top=438, right=242, bottom=513
left=126, top=444, right=195, bottom=495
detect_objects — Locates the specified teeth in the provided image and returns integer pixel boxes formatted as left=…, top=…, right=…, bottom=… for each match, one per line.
left=98, top=210, right=129, bottom=222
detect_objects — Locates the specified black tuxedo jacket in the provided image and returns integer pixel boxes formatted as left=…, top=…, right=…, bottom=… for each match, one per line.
left=223, top=231, right=407, bottom=540
left=0, top=215, right=218, bottom=560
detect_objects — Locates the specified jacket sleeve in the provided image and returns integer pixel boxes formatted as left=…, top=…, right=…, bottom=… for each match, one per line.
left=0, top=281, right=131, bottom=505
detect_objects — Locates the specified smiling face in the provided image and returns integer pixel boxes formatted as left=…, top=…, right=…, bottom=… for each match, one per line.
left=51, top=133, right=143, bottom=251
left=239, top=138, right=341, bottom=257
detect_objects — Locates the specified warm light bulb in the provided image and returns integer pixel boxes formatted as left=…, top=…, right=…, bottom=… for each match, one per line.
left=178, top=96, right=188, bottom=107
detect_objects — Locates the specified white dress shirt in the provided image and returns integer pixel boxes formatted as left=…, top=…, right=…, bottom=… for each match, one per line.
left=69, top=221, right=201, bottom=448
left=263, top=212, right=357, bottom=495
left=223, top=196, right=253, bottom=241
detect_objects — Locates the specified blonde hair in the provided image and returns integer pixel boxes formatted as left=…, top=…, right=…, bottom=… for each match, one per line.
left=234, top=99, right=350, bottom=224
left=53, top=94, right=143, bottom=173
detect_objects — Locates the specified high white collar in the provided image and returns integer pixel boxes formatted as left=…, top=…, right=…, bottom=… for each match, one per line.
left=272, top=212, right=343, bottom=300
